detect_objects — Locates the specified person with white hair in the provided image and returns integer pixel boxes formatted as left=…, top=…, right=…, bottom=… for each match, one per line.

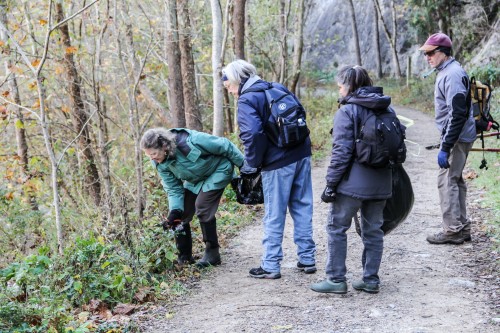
left=222, top=59, right=316, bottom=279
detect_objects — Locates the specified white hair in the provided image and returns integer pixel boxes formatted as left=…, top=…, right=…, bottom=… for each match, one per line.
left=140, top=128, right=177, bottom=158
left=222, top=59, right=257, bottom=86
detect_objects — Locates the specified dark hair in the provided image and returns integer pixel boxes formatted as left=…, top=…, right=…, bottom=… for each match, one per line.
left=336, top=65, right=373, bottom=95
left=437, top=46, right=452, bottom=56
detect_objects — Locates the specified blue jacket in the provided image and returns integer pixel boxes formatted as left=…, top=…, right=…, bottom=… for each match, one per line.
left=237, top=76, right=311, bottom=171
left=153, top=129, right=244, bottom=211
left=326, top=87, right=392, bottom=200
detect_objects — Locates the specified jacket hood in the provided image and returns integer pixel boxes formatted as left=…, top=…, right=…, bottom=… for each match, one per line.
left=340, top=86, right=391, bottom=111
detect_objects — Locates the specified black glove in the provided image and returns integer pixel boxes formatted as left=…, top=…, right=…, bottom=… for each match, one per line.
left=162, top=209, right=183, bottom=231
left=321, top=184, right=337, bottom=203
left=240, top=160, right=259, bottom=177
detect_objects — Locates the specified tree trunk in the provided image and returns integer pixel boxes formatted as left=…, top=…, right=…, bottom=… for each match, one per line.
left=348, top=0, right=362, bottom=66
left=211, top=0, right=224, bottom=136
left=93, top=9, right=113, bottom=223
left=177, top=0, right=203, bottom=131
left=117, top=0, right=146, bottom=220
left=232, top=0, right=246, bottom=59
left=278, top=0, right=289, bottom=84
left=373, top=0, right=382, bottom=79
left=165, top=0, right=186, bottom=127
left=221, top=0, right=233, bottom=133
left=0, top=1, right=37, bottom=210
left=290, top=0, right=305, bottom=95
left=56, top=3, right=101, bottom=205
left=373, top=0, right=401, bottom=78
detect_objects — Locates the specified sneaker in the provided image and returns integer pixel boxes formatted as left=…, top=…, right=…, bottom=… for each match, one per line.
left=249, top=267, right=281, bottom=279
left=310, top=279, right=347, bottom=294
left=297, top=262, right=317, bottom=274
left=426, top=231, right=464, bottom=245
left=352, top=280, right=379, bottom=294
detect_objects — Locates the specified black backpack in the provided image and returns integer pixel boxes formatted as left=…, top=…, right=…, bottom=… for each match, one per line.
left=244, top=83, right=310, bottom=148
left=354, top=107, right=407, bottom=168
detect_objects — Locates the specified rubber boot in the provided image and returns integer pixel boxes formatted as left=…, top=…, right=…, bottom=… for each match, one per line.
left=175, top=223, right=195, bottom=265
left=196, top=219, right=221, bottom=268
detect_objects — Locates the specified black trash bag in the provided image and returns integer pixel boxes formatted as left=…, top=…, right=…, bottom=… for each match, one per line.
left=230, top=173, right=264, bottom=205
left=355, top=165, right=414, bottom=235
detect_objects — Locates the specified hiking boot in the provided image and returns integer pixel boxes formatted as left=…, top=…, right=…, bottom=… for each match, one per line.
left=426, top=231, right=464, bottom=245
left=352, top=280, right=380, bottom=294
left=249, top=267, right=281, bottom=279
left=462, top=230, right=472, bottom=242
left=310, top=279, right=347, bottom=294
left=297, top=261, right=317, bottom=274
left=176, top=255, right=195, bottom=266
left=196, top=242, right=221, bottom=268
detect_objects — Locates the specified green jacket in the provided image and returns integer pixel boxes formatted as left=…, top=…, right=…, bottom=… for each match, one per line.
left=154, top=129, right=244, bottom=211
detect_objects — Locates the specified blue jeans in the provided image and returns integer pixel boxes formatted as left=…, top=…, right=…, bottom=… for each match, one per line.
left=325, top=194, right=385, bottom=284
left=260, top=156, right=316, bottom=273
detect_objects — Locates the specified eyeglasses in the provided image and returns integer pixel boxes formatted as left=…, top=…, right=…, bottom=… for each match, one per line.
left=423, top=49, right=439, bottom=57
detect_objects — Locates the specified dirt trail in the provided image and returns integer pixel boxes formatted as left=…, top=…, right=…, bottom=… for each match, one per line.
left=141, top=106, right=498, bottom=333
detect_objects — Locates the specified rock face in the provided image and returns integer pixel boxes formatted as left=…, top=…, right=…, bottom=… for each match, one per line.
left=303, top=0, right=498, bottom=78
left=466, top=18, right=500, bottom=71
left=303, top=0, right=419, bottom=76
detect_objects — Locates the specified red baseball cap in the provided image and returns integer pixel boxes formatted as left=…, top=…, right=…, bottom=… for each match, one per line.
left=419, top=33, right=452, bottom=51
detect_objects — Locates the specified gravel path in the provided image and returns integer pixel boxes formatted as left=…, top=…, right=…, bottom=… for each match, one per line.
left=140, top=106, right=498, bottom=333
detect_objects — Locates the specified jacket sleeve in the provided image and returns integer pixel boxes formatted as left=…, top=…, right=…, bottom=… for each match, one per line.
left=237, top=97, right=269, bottom=168
left=156, top=163, right=185, bottom=212
left=191, top=131, right=245, bottom=167
left=325, top=107, right=356, bottom=187
left=441, top=74, right=469, bottom=152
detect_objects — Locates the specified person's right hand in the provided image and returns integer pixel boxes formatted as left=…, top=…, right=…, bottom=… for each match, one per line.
left=162, top=209, right=183, bottom=231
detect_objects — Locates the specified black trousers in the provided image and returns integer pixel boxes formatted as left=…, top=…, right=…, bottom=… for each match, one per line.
left=181, top=188, right=224, bottom=224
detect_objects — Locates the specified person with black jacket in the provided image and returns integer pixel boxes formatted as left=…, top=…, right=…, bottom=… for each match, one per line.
left=311, top=66, right=392, bottom=294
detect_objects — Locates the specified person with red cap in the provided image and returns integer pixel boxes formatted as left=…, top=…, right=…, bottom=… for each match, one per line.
left=420, top=33, right=476, bottom=245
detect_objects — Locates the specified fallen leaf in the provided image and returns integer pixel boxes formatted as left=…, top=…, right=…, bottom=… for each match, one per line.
left=112, top=303, right=136, bottom=315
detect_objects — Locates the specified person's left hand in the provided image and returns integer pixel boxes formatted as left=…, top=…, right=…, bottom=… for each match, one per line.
left=437, top=150, right=450, bottom=169
left=240, top=160, right=259, bottom=176
left=321, top=184, right=337, bottom=203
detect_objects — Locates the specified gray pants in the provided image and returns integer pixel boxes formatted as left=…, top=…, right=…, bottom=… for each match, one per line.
left=325, top=194, right=385, bottom=284
left=437, top=141, right=473, bottom=234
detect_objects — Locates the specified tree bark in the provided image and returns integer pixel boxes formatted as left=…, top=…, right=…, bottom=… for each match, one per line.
left=210, top=0, right=224, bottom=136
left=232, top=0, right=246, bottom=59
left=56, top=2, right=102, bottom=205
left=373, top=0, right=383, bottom=79
left=0, top=0, right=37, bottom=210
left=290, top=0, right=305, bottom=95
left=177, top=0, right=203, bottom=130
left=221, top=0, right=233, bottom=133
left=348, top=0, right=362, bottom=66
left=165, top=0, right=186, bottom=127
left=92, top=7, right=113, bottom=222
left=278, top=0, right=290, bottom=84
left=373, top=0, right=401, bottom=78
